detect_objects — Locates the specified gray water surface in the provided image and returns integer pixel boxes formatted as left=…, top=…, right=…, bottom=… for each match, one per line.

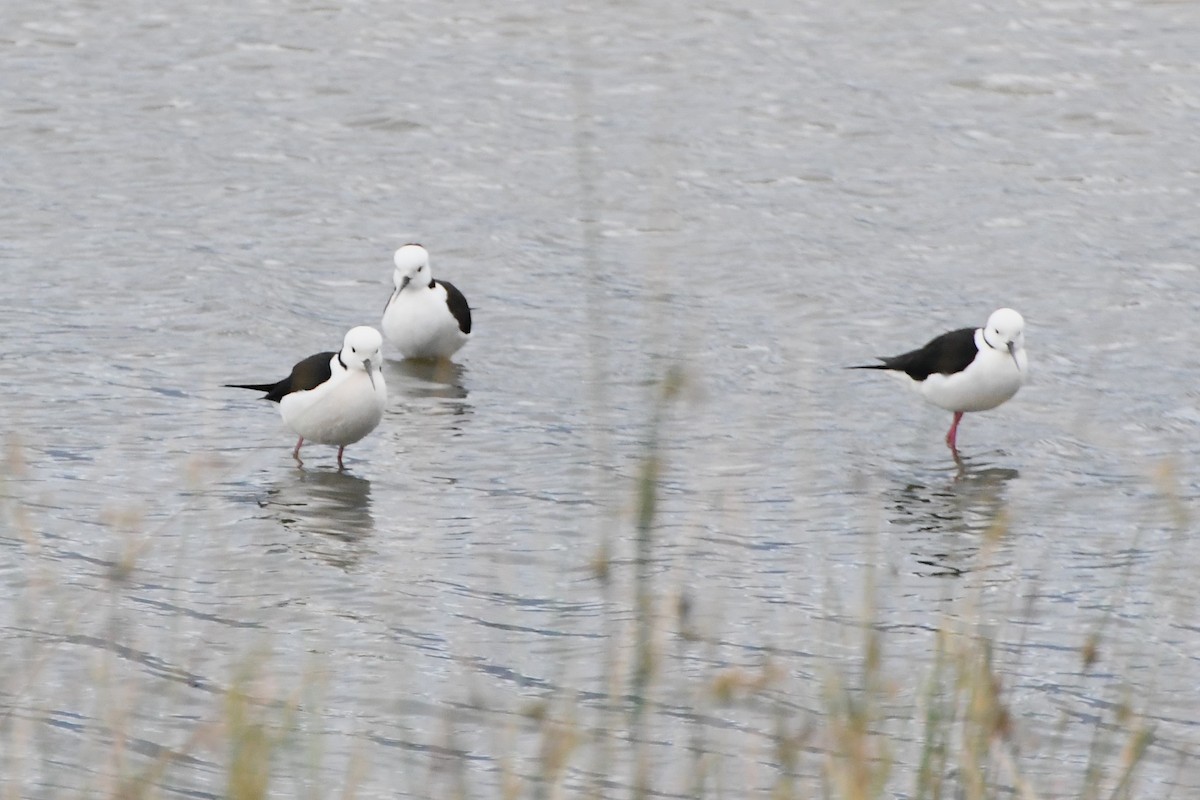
left=3, top=0, right=1199, bottom=796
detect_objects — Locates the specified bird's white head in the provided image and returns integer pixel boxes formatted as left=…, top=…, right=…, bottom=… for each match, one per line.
left=984, top=308, right=1025, bottom=363
left=341, top=326, right=384, bottom=386
left=392, top=243, right=431, bottom=294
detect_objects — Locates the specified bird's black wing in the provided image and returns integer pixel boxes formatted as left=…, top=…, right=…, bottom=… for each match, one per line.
left=851, top=327, right=977, bottom=381
left=438, top=279, right=472, bottom=334
left=226, top=351, right=335, bottom=403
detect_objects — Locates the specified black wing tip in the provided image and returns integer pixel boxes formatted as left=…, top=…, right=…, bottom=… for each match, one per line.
left=225, top=382, right=282, bottom=401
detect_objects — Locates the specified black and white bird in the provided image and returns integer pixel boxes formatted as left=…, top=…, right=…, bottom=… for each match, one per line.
left=850, top=308, right=1028, bottom=452
left=226, top=326, right=388, bottom=469
left=381, top=243, right=471, bottom=360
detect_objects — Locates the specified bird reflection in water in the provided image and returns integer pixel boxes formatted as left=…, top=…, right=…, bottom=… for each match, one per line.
left=384, top=359, right=471, bottom=417
left=261, top=469, right=374, bottom=569
left=887, top=453, right=1019, bottom=578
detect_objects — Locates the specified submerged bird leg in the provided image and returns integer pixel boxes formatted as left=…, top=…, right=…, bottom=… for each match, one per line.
left=293, top=436, right=305, bottom=464
left=945, top=411, right=964, bottom=452
left=337, top=446, right=346, bottom=471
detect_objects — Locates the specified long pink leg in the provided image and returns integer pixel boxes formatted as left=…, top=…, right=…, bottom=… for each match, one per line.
left=293, top=437, right=305, bottom=465
left=337, top=446, right=346, bottom=471
left=945, top=411, right=964, bottom=452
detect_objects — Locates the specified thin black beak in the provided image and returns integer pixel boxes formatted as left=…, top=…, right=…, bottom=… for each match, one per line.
left=1007, top=341, right=1018, bottom=365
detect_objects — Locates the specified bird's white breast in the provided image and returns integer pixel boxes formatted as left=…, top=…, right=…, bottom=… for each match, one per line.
left=382, top=284, right=468, bottom=359
left=918, top=341, right=1027, bottom=413
left=279, top=368, right=387, bottom=446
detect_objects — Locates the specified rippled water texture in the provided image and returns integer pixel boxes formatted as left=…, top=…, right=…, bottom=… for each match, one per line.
left=2, top=0, right=1199, bottom=796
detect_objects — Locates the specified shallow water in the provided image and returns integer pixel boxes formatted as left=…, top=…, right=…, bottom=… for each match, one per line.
left=2, top=0, right=1199, bottom=796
